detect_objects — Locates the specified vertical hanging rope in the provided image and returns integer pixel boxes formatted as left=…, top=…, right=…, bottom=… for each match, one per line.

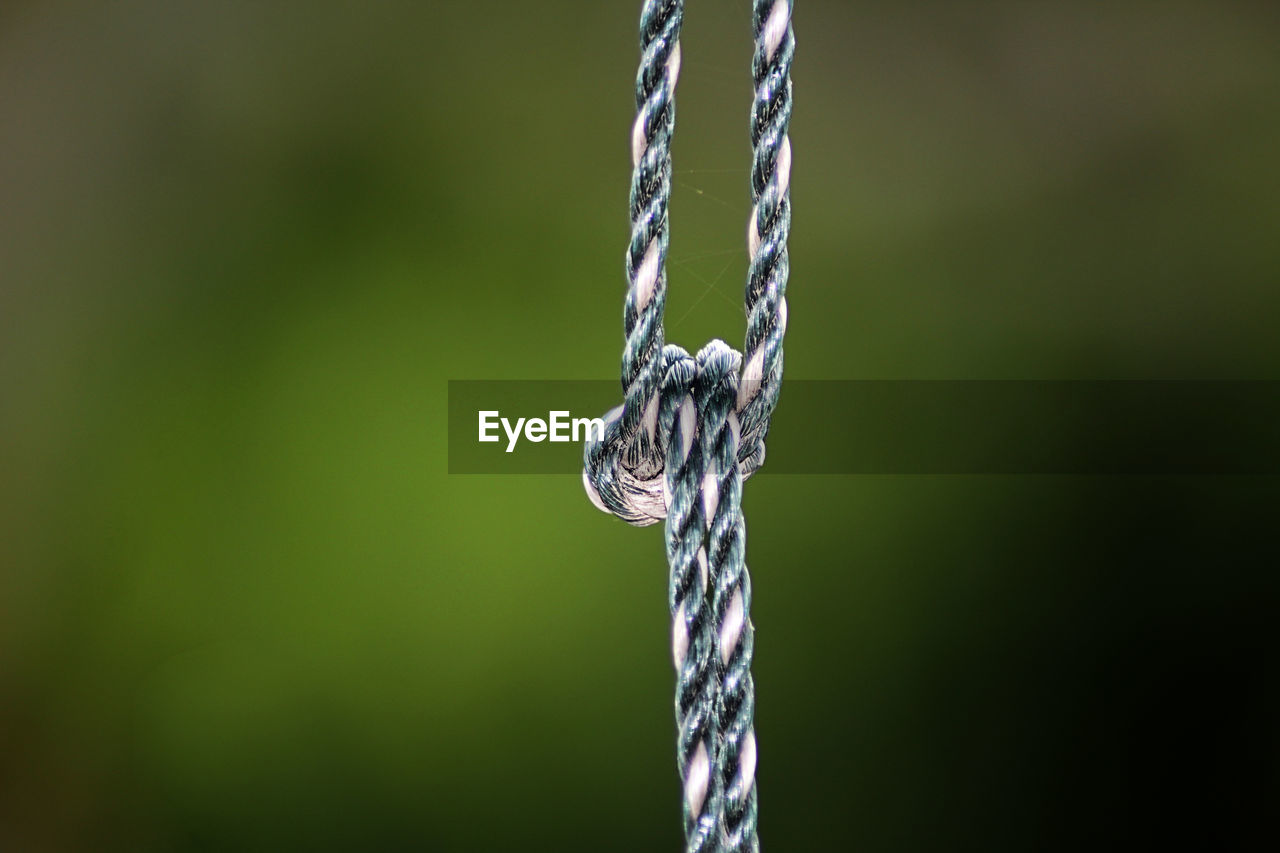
left=622, top=0, right=684, bottom=480
left=738, top=0, right=794, bottom=477
left=583, top=3, right=794, bottom=851
left=661, top=345, right=720, bottom=852
left=701, top=347, right=759, bottom=853
left=659, top=340, right=756, bottom=853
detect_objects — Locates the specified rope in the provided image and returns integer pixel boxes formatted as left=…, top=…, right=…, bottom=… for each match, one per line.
left=739, top=0, right=794, bottom=478
left=660, top=344, right=719, bottom=851
left=621, top=0, right=684, bottom=482
left=584, top=3, right=793, bottom=850
left=697, top=344, right=758, bottom=852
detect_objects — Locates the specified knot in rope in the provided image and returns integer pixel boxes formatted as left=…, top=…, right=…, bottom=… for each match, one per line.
left=581, top=2, right=791, bottom=849
left=583, top=341, right=753, bottom=527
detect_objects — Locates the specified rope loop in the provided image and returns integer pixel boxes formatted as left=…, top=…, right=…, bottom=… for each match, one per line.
left=584, top=344, right=696, bottom=526
left=583, top=3, right=791, bottom=849
left=584, top=341, right=757, bottom=527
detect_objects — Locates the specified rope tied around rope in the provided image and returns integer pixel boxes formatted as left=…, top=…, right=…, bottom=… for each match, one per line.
left=581, top=340, right=761, bottom=526
left=582, top=1, right=792, bottom=850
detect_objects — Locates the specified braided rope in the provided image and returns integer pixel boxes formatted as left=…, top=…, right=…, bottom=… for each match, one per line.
left=583, top=3, right=793, bottom=850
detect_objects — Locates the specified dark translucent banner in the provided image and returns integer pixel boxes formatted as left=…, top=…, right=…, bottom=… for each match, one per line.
left=447, top=381, right=1280, bottom=474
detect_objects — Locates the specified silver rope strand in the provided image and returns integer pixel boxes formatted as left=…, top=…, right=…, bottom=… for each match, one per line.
left=661, top=345, right=721, bottom=852
left=738, top=0, right=794, bottom=477
left=622, top=0, right=684, bottom=480
left=583, top=3, right=794, bottom=850
left=700, top=346, right=758, bottom=852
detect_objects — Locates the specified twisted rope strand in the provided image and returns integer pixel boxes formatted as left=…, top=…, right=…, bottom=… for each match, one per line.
left=737, top=0, right=794, bottom=476
left=723, top=22, right=790, bottom=835
left=699, top=345, right=759, bottom=852
left=622, top=0, right=685, bottom=480
left=583, top=4, right=794, bottom=849
left=662, top=346, right=722, bottom=852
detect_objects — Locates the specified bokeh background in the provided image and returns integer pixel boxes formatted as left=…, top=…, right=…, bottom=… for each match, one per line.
left=2, top=0, right=1278, bottom=849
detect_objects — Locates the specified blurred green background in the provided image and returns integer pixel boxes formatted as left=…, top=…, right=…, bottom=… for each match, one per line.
left=2, top=1, right=1278, bottom=850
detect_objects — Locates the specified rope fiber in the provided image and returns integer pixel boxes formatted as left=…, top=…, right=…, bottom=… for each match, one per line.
left=583, top=2, right=794, bottom=850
